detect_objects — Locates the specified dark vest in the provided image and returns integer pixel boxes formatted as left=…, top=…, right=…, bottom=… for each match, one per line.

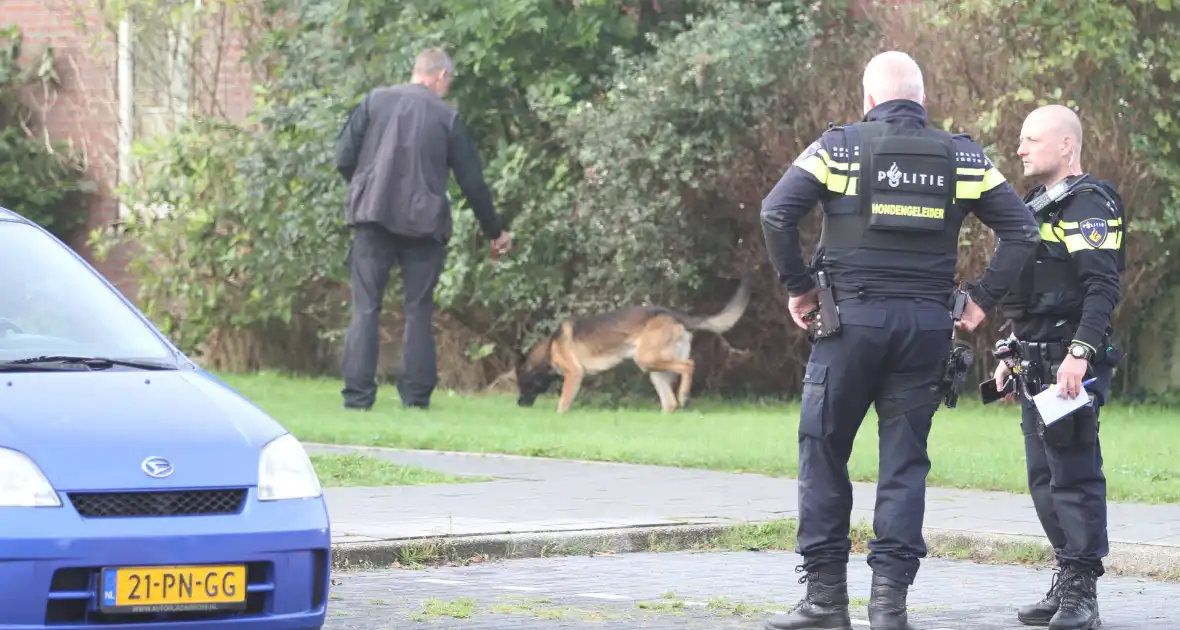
left=346, top=84, right=459, bottom=242
left=998, top=175, right=1126, bottom=321
left=817, top=121, right=965, bottom=287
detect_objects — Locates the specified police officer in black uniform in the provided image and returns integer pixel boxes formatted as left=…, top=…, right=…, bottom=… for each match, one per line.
left=990, top=104, right=1124, bottom=630
left=759, top=51, right=1041, bottom=630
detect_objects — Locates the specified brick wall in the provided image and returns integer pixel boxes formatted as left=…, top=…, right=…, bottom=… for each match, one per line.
left=1, top=0, right=257, bottom=302
left=0, top=0, right=125, bottom=281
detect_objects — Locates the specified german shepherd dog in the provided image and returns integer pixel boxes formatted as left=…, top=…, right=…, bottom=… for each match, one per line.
left=515, top=277, right=752, bottom=414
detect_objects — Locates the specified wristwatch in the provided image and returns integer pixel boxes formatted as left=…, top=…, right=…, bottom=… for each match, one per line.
left=1068, top=342, right=1093, bottom=361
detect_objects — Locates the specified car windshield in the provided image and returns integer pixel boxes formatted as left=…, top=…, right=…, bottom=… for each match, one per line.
left=0, top=219, right=178, bottom=365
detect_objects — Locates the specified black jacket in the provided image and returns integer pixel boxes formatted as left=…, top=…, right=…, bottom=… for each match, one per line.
left=1008, top=176, right=1124, bottom=349
left=334, top=83, right=502, bottom=243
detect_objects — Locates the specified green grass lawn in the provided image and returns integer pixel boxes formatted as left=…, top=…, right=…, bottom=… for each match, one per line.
left=223, top=371, right=1180, bottom=504
left=309, top=452, right=485, bottom=487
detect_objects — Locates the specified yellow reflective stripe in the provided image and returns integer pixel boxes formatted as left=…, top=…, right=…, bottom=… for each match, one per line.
left=794, top=154, right=829, bottom=184
left=953, top=165, right=1005, bottom=200
left=793, top=148, right=856, bottom=194
left=1043, top=221, right=1123, bottom=252
left=817, top=149, right=859, bottom=172
left=980, top=167, right=1006, bottom=191
left=793, top=154, right=858, bottom=194
left=807, top=152, right=1005, bottom=198
left=1058, top=218, right=1122, bottom=230
left=818, top=149, right=843, bottom=169
left=1063, top=231, right=1122, bottom=253
left=826, top=175, right=857, bottom=195
left=1040, top=222, right=1064, bottom=242
left=956, top=180, right=983, bottom=199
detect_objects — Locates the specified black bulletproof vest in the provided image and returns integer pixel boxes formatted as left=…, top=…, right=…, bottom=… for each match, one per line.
left=999, top=176, right=1125, bottom=321
left=818, top=121, right=964, bottom=259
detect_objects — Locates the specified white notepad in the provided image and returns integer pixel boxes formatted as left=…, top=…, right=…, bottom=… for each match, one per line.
left=1032, top=384, right=1092, bottom=425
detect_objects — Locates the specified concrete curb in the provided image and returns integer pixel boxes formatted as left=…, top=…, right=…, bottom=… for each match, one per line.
left=331, top=523, right=727, bottom=570
left=329, top=521, right=1180, bottom=582
left=920, top=528, right=1180, bottom=580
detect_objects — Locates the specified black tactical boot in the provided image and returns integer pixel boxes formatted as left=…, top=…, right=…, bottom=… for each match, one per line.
left=1049, top=569, right=1100, bottom=630
left=867, top=573, right=918, bottom=630
left=1017, top=565, right=1072, bottom=626
left=763, top=564, right=853, bottom=630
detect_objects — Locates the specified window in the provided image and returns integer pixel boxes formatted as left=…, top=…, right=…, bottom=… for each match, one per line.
left=117, top=0, right=196, bottom=220
left=132, top=1, right=193, bottom=140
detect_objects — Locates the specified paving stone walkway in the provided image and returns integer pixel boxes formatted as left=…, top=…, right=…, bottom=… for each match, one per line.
left=324, top=550, right=1180, bottom=629
left=307, top=443, right=1180, bottom=548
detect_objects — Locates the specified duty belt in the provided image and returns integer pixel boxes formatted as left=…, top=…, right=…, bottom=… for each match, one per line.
left=828, top=285, right=954, bottom=305
left=1015, top=340, right=1069, bottom=363
left=829, top=286, right=863, bottom=303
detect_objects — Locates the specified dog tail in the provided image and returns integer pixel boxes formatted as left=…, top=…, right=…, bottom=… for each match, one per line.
left=683, top=276, right=752, bottom=334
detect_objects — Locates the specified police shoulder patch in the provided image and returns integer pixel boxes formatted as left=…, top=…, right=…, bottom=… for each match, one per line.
left=1079, top=217, right=1109, bottom=248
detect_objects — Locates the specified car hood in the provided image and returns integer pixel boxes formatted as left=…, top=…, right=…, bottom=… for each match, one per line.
left=0, top=369, right=286, bottom=491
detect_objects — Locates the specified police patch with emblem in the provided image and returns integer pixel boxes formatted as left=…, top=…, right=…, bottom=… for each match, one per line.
left=1080, top=218, right=1108, bottom=248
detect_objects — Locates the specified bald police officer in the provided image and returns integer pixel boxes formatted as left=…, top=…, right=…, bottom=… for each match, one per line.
left=993, top=105, right=1125, bottom=630
left=759, top=51, right=1041, bottom=630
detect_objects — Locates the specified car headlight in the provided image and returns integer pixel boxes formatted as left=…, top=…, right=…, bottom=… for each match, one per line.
left=0, top=447, right=62, bottom=507
left=257, top=433, right=323, bottom=501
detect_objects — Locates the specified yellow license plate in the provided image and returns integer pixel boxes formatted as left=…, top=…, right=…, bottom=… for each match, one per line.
left=100, top=564, right=247, bottom=612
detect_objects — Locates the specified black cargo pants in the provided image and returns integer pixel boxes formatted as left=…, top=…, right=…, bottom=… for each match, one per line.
left=1019, top=361, right=1112, bottom=576
left=340, top=223, right=447, bottom=409
left=796, top=295, right=952, bottom=585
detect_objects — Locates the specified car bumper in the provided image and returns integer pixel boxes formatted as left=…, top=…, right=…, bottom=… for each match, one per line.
left=0, top=490, right=331, bottom=630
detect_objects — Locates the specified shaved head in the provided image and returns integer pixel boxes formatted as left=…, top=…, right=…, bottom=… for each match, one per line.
left=1018, top=104, right=1085, bottom=185
left=862, top=50, right=925, bottom=114
left=1026, top=104, right=1083, bottom=153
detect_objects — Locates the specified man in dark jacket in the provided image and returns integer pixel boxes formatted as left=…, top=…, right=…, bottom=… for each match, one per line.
left=334, top=47, right=511, bottom=410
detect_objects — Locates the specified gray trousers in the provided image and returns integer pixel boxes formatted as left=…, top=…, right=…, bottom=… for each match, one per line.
left=340, top=223, right=446, bottom=409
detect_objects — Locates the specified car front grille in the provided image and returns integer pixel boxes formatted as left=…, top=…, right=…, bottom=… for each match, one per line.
left=68, top=489, right=247, bottom=518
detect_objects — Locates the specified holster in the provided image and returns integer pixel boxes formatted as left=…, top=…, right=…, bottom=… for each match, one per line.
left=1041, top=399, right=1099, bottom=449
left=939, top=284, right=972, bottom=408
left=939, top=343, right=973, bottom=408
left=1097, top=342, right=1125, bottom=367
left=808, top=270, right=841, bottom=340
left=1018, top=351, right=1099, bottom=449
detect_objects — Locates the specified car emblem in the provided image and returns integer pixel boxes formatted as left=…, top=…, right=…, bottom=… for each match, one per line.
left=141, top=456, right=174, bottom=479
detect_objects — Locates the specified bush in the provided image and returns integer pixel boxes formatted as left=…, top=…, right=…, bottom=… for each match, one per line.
left=873, top=0, right=1180, bottom=394
left=92, top=0, right=654, bottom=377
left=95, top=0, right=1180, bottom=400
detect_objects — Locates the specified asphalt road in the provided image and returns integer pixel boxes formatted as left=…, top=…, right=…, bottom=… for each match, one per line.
left=322, top=550, right=1179, bottom=629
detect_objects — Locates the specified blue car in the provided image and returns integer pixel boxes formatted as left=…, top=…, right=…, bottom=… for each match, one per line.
left=0, top=206, right=331, bottom=629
